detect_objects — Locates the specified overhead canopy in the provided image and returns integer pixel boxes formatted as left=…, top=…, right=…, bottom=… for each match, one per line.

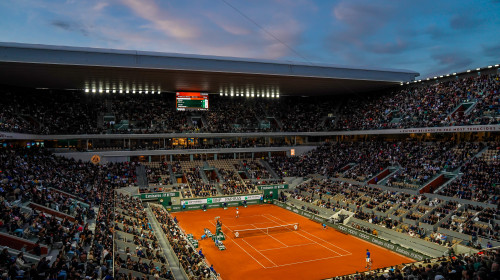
left=0, top=42, right=419, bottom=96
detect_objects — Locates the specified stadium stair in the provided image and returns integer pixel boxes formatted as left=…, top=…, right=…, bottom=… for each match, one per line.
left=0, top=233, right=49, bottom=255
left=0, top=245, right=42, bottom=264
left=213, top=167, right=225, bottom=184
left=145, top=205, right=189, bottom=280
left=285, top=177, right=307, bottom=190
left=431, top=145, right=488, bottom=194
left=237, top=161, right=252, bottom=179
left=259, top=159, right=281, bottom=180
left=48, top=187, right=88, bottom=204
left=27, top=202, right=77, bottom=222
left=419, top=173, right=454, bottom=194
left=367, top=166, right=399, bottom=185
left=198, top=167, right=210, bottom=184
left=376, top=166, right=401, bottom=186
left=446, top=100, right=478, bottom=122
left=135, top=165, right=149, bottom=187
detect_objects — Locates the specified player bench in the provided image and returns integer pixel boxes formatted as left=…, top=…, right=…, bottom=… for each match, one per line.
left=187, top=234, right=199, bottom=248
left=215, top=239, right=226, bottom=251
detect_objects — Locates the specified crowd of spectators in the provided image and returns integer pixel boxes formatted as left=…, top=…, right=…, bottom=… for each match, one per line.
left=114, top=194, right=173, bottom=279
left=0, top=72, right=497, bottom=135
left=335, top=73, right=499, bottom=131
left=218, top=168, right=255, bottom=195
left=335, top=248, right=500, bottom=280
left=151, top=206, right=215, bottom=279
left=241, top=160, right=272, bottom=180
left=439, top=143, right=499, bottom=204
left=288, top=177, right=498, bottom=249
left=0, top=146, right=138, bottom=279
left=271, top=140, right=498, bottom=205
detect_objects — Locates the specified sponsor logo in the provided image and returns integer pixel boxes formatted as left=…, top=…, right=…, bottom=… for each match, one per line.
left=143, top=192, right=178, bottom=199
left=359, top=233, right=370, bottom=240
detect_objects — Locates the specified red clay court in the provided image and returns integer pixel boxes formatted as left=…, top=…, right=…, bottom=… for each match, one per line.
left=174, top=204, right=414, bottom=280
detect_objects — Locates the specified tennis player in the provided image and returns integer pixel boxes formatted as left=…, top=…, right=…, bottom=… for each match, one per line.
left=236, top=207, right=239, bottom=218
left=367, top=258, right=372, bottom=270
left=365, top=249, right=371, bottom=268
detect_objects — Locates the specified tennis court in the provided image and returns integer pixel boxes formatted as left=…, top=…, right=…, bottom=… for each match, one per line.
left=174, top=204, right=414, bottom=280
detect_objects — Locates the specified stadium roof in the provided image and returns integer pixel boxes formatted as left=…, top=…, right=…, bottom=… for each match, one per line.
left=0, top=42, right=419, bottom=96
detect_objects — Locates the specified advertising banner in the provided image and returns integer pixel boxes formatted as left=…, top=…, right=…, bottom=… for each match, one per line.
left=139, top=192, right=179, bottom=200
left=182, top=194, right=262, bottom=206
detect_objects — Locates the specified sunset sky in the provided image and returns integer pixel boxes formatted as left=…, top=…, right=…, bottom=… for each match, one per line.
left=1, top=0, right=499, bottom=78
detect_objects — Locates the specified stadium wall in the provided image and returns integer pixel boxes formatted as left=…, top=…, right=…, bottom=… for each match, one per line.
left=1, top=124, right=499, bottom=140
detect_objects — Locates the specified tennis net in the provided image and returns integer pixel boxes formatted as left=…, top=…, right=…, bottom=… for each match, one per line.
left=233, top=223, right=299, bottom=238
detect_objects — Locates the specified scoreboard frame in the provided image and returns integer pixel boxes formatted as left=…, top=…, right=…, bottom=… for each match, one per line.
left=176, top=92, right=209, bottom=111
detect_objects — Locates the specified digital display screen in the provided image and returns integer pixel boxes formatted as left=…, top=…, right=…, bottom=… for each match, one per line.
left=176, top=92, right=209, bottom=111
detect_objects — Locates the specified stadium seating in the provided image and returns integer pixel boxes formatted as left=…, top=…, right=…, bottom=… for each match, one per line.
left=0, top=72, right=498, bottom=135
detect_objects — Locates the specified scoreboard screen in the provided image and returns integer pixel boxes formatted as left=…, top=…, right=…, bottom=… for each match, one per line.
left=176, top=92, right=209, bottom=111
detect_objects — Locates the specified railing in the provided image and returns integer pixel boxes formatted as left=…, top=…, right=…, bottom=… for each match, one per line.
left=148, top=203, right=219, bottom=280
left=147, top=203, right=189, bottom=280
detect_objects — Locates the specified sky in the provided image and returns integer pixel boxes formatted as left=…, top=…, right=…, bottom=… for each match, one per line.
left=0, top=0, right=499, bottom=78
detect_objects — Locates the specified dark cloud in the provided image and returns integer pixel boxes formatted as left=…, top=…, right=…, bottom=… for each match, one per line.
left=482, top=43, right=500, bottom=58
left=449, top=14, right=482, bottom=30
left=366, top=39, right=409, bottom=54
left=50, top=20, right=89, bottom=36
left=332, top=1, right=396, bottom=40
left=426, top=53, right=473, bottom=77
left=422, top=24, right=448, bottom=40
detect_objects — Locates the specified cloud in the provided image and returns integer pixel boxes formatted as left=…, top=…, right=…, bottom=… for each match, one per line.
left=116, top=0, right=306, bottom=59
left=93, top=2, right=109, bottom=11
left=449, top=14, right=482, bottom=30
left=204, top=12, right=252, bottom=36
left=426, top=52, right=473, bottom=77
left=366, top=39, right=409, bottom=54
left=119, top=0, right=200, bottom=39
left=50, top=20, right=89, bottom=36
left=423, top=24, right=448, bottom=40
left=333, top=1, right=395, bottom=40
left=482, top=43, right=500, bottom=58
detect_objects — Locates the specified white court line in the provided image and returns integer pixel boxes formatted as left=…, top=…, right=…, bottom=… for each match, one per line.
left=221, top=214, right=272, bottom=221
left=241, top=238, right=278, bottom=267
left=259, top=242, right=315, bottom=252
left=263, top=214, right=348, bottom=256
left=250, top=224, right=288, bottom=247
left=338, top=229, right=415, bottom=262
left=301, top=229, right=352, bottom=254
left=271, top=254, right=347, bottom=268
left=208, top=220, right=266, bottom=269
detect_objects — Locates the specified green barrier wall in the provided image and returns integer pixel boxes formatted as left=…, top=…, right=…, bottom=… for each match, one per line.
left=273, top=200, right=429, bottom=261
left=178, top=194, right=263, bottom=211
left=137, top=192, right=179, bottom=200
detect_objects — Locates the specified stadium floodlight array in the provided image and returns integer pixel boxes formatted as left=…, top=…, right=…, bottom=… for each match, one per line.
left=233, top=222, right=299, bottom=238
left=84, top=88, right=161, bottom=94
